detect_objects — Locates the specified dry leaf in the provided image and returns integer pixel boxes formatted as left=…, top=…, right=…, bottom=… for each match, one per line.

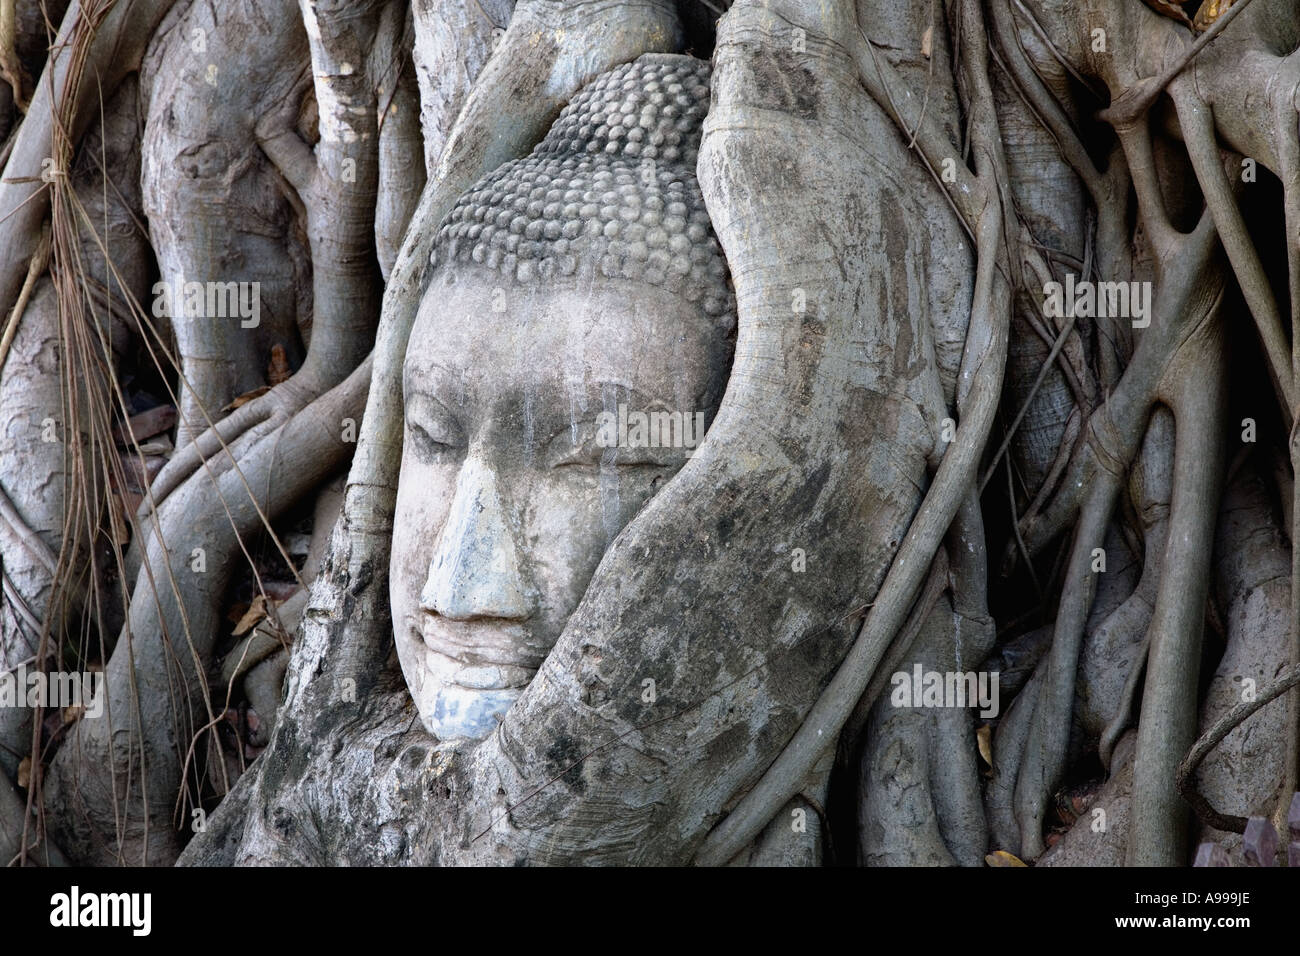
left=268, top=344, right=291, bottom=385
left=138, top=436, right=173, bottom=456
left=976, top=723, right=993, bottom=766
left=921, top=25, right=932, bottom=58
left=223, top=385, right=271, bottom=413
left=63, top=704, right=84, bottom=725
left=17, top=756, right=31, bottom=789
left=107, top=493, right=131, bottom=546
left=985, top=849, right=1028, bottom=867
left=232, top=594, right=270, bottom=636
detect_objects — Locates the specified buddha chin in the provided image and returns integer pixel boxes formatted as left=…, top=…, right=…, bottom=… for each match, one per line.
left=388, top=54, right=735, bottom=742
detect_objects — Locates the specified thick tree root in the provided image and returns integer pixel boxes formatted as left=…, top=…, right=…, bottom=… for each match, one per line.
left=1127, top=318, right=1227, bottom=866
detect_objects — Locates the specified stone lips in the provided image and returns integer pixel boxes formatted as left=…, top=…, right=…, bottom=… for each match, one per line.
left=431, top=54, right=735, bottom=322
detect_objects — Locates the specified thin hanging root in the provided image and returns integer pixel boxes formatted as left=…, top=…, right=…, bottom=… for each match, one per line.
left=1013, top=407, right=1080, bottom=539
left=1176, top=664, right=1300, bottom=835
left=979, top=304, right=1078, bottom=495
left=0, top=0, right=168, bottom=319
left=14, top=61, right=155, bottom=865
left=1, top=769, right=66, bottom=866
left=66, top=213, right=308, bottom=593
left=1127, top=325, right=1227, bottom=866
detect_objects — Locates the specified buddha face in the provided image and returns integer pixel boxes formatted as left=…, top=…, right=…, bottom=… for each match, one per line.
left=391, top=270, right=731, bottom=740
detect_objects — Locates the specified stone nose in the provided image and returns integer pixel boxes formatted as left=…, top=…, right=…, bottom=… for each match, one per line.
left=420, top=457, right=536, bottom=621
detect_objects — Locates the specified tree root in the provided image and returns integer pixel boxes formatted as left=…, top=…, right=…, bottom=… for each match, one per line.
left=695, top=0, right=1013, bottom=866
left=44, top=357, right=369, bottom=864
left=858, top=586, right=991, bottom=866
left=0, top=0, right=174, bottom=320
left=1013, top=466, right=1122, bottom=857
left=1173, top=82, right=1292, bottom=415
left=1097, top=0, right=1258, bottom=128
left=1127, top=317, right=1227, bottom=865
left=219, top=587, right=307, bottom=695
left=1010, top=194, right=1226, bottom=857
left=1095, top=407, right=1175, bottom=766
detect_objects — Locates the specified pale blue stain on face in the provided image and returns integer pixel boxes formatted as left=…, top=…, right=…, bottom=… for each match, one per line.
left=428, top=683, right=522, bottom=742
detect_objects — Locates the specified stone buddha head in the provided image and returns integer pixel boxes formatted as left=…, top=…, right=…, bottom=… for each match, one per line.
left=390, top=54, right=735, bottom=741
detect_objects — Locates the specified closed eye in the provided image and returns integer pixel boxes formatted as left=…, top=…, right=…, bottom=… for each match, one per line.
left=545, top=420, right=687, bottom=472
left=406, top=401, right=464, bottom=460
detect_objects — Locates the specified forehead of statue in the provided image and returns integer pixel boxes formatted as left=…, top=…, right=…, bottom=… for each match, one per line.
left=403, top=266, right=729, bottom=423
